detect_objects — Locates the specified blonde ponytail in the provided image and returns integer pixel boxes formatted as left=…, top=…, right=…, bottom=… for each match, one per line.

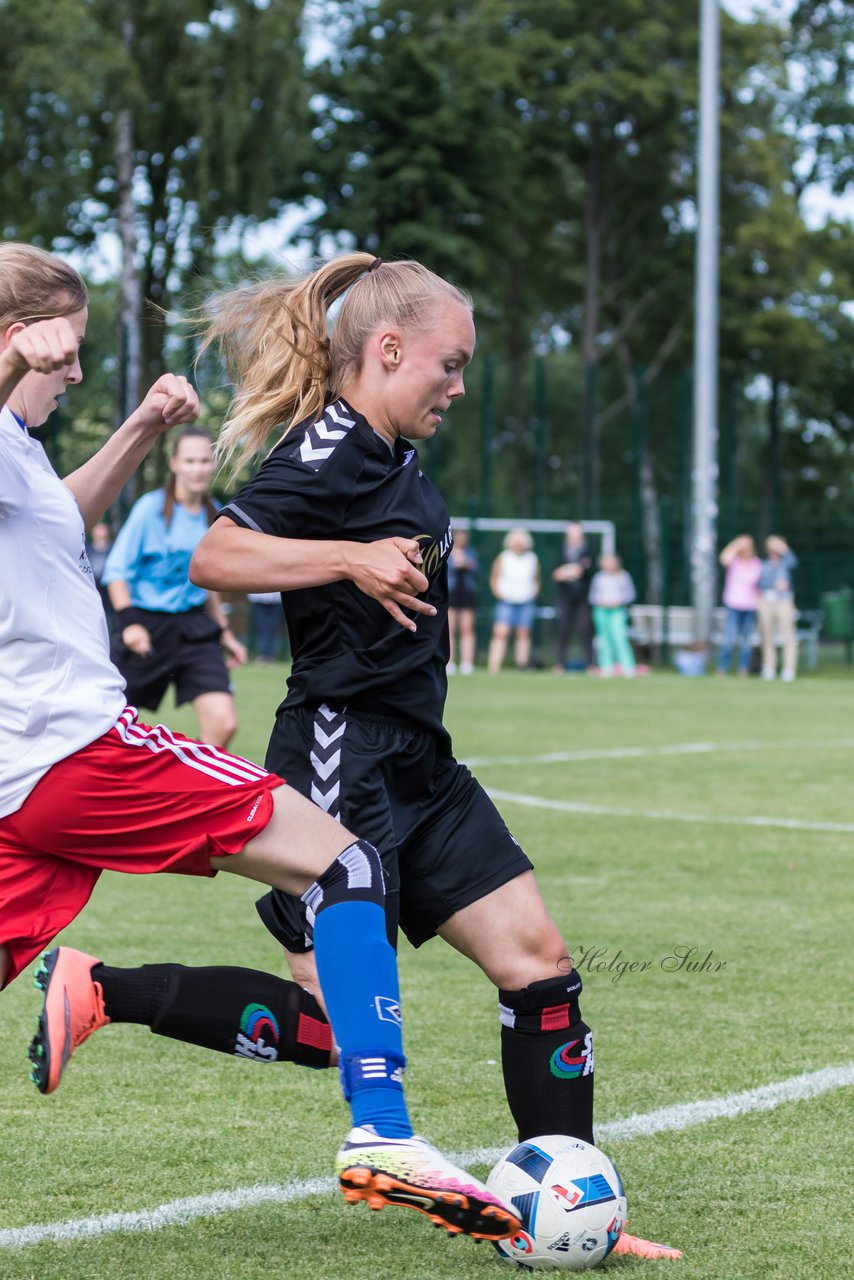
left=200, top=253, right=471, bottom=474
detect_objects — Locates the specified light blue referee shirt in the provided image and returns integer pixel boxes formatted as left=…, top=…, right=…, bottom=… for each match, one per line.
left=102, top=488, right=215, bottom=613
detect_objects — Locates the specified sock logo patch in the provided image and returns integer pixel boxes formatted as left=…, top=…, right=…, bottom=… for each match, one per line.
left=374, top=995, right=402, bottom=1025
left=234, top=1003, right=280, bottom=1062
left=549, top=1030, right=594, bottom=1079
left=339, top=1050, right=407, bottom=1098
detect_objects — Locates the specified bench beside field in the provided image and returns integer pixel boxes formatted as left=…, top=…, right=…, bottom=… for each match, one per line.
left=626, top=604, right=822, bottom=670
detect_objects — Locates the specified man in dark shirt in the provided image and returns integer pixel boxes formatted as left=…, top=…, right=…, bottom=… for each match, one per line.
left=552, top=521, right=594, bottom=671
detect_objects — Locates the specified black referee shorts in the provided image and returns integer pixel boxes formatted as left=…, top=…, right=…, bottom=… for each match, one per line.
left=110, top=606, right=232, bottom=712
left=256, top=703, right=533, bottom=951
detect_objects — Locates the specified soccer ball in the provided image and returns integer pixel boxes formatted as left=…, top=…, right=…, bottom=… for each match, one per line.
left=487, top=1135, right=627, bottom=1271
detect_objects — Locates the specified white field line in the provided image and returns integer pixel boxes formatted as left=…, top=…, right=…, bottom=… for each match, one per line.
left=464, top=738, right=854, bottom=768
left=1, top=1062, right=851, bottom=1250
left=487, top=787, right=854, bottom=833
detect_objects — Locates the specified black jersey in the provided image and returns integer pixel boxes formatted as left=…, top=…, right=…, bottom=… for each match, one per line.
left=220, top=399, right=453, bottom=741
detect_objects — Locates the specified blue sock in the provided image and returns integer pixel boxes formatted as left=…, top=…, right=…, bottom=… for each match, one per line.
left=313, top=898, right=413, bottom=1139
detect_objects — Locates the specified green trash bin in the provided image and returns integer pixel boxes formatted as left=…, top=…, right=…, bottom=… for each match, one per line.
left=821, top=588, right=853, bottom=661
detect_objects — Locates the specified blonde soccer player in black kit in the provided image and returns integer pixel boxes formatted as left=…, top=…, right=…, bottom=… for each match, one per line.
left=2, top=241, right=520, bottom=1244
left=47, top=252, right=681, bottom=1260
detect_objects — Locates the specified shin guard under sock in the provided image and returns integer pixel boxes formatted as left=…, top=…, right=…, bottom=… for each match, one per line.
left=93, top=963, right=332, bottom=1068
left=499, top=970, right=594, bottom=1144
left=307, top=840, right=412, bottom=1138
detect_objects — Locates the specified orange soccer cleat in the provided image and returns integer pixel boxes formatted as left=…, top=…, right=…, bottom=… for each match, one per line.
left=337, top=1125, right=521, bottom=1240
left=28, top=947, right=110, bottom=1094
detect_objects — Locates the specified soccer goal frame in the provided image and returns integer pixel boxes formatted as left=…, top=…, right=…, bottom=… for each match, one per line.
left=449, top=517, right=615, bottom=555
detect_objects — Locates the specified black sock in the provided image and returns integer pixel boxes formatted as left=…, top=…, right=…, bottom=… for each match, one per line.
left=93, top=963, right=332, bottom=1069
left=499, top=970, right=595, bottom=1144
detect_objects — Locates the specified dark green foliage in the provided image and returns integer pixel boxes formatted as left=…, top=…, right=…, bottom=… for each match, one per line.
left=2, top=0, right=854, bottom=574
left=1, top=0, right=308, bottom=380
left=785, top=0, right=854, bottom=196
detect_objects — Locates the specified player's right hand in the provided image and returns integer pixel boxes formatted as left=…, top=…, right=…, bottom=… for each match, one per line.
left=347, top=537, right=434, bottom=633
left=133, top=374, right=200, bottom=434
left=5, top=317, right=79, bottom=374
left=122, top=623, right=153, bottom=656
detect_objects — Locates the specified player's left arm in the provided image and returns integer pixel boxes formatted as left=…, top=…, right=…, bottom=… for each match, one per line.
left=63, top=374, right=199, bottom=529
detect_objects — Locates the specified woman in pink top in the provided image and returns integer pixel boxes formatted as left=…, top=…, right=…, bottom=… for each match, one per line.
left=716, top=535, right=762, bottom=676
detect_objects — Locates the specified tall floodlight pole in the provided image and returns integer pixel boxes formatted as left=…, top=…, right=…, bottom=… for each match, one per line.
left=691, top=0, right=720, bottom=643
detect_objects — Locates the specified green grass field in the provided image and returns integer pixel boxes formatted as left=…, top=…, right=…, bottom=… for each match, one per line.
left=1, top=666, right=851, bottom=1279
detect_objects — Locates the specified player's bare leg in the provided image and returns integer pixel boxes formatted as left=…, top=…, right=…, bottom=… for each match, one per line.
left=437, top=871, right=566, bottom=990
left=513, top=625, right=532, bottom=671
left=487, top=621, right=510, bottom=674
left=459, top=610, right=476, bottom=671
left=208, top=782, right=348, bottom=892
left=192, top=690, right=238, bottom=748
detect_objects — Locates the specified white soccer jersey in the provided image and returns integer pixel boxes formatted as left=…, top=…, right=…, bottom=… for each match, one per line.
left=0, top=405, right=126, bottom=818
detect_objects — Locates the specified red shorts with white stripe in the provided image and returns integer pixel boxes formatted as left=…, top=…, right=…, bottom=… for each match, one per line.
left=0, top=707, right=285, bottom=986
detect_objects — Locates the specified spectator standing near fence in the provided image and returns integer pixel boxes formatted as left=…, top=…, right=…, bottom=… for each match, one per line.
left=588, top=552, right=643, bottom=677
left=552, top=521, right=594, bottom=672
left=487, top=528, right=540, bottom=674
left=447, top=526, right=478, bottom=674
left=758, top=535, right=798, bottom=682
left=103, top=426, right=247, bottom=746
left=716, top=535, right=762, bottom=678
left=248, top=590, right=286, bottom=664
left=84, top=520, right=114, bottom=621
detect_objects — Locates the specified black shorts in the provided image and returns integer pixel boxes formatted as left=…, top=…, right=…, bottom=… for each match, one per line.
left=256, top=704, right=532, bottom=951
left=110, top=606, right=232, bottom=711
left=449, top=586, right=477, bottom=610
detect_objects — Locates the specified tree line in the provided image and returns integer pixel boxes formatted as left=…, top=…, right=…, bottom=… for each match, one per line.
left=1, top=0, right=852, bottom=598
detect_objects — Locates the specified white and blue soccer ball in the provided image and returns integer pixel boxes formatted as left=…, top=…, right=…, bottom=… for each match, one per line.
left=487, top=1135, right=627, bottom=1271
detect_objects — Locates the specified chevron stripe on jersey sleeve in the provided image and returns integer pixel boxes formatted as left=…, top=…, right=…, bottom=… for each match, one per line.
left=297, top=401, right=357, bottom=471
